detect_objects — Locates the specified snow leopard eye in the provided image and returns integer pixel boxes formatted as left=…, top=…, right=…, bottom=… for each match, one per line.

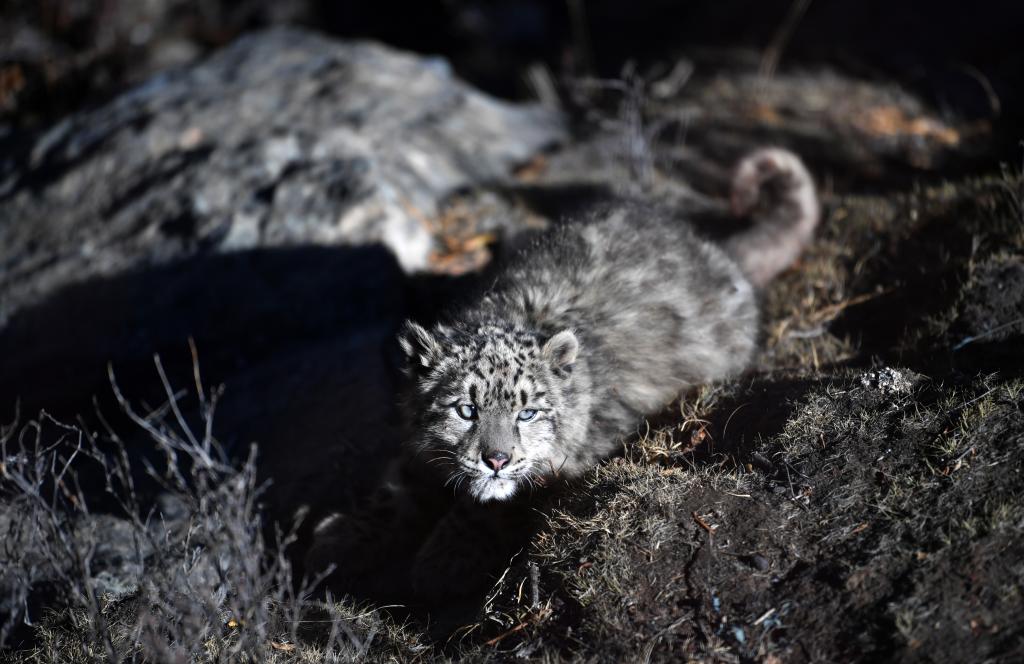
left=517, top=409, right=537, bottom=422
left=455, top=404, right=477, bottom=420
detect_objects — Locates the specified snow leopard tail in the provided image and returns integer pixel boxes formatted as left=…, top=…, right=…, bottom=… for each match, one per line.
left=723, top=147, right=820, bottom=288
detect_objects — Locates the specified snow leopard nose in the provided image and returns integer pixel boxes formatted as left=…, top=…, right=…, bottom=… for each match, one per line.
left=483, top=450, right=510, bottom=472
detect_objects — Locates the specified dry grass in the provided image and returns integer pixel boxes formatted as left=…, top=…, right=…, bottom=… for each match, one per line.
left=0, top=352, right=427, bottom=663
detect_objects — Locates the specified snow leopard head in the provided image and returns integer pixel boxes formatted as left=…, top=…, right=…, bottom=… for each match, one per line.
left=399, top=321, right=581, bottom=501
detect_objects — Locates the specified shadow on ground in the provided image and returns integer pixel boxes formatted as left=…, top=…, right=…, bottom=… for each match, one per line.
left=0, top=238, right=541, bottom=631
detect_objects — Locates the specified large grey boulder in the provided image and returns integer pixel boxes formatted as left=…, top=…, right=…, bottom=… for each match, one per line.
left=0, top=27, right=564, bottom=325
left=0, top=27, right=564, bottom=431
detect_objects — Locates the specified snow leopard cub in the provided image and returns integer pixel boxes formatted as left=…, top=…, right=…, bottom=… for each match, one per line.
left=399, top=147, right=818, bottom=502
left=306, top=148, right=818, bottom=596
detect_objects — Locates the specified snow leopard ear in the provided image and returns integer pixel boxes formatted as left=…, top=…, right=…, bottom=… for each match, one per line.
left=398, top=321, right=440, bottom=372
left=543, top=330, right=578, bottom=375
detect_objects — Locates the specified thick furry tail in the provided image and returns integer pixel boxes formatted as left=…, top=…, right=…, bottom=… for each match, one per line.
left=723, top=147, right=820, bottom=288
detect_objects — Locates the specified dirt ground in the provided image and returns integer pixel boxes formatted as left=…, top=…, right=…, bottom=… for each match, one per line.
left=291, top=115, right=1024, bottom=661
left=426, top=163, right=1024, bottom=663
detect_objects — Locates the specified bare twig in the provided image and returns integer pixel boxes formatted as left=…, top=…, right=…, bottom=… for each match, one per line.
left=759, top=0, right=813, bottom=80
left=1, top=345, right=369, bottom=659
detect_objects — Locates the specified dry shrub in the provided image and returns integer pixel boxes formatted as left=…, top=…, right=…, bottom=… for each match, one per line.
left=0, top=349, right=421, bottom=663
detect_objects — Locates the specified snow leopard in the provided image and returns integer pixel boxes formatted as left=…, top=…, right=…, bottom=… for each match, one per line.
left=396, top=147, right=818, bottom=502
left=306, top=147, right=818, bottom=596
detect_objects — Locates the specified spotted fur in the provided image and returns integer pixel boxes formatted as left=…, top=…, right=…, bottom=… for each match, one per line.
left=400, top=148, right=819, bottom=502
left=306, top=147, right=819, bottom=596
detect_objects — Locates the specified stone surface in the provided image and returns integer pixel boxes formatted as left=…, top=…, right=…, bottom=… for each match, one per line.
left=0, top=27, right=564, bottom=326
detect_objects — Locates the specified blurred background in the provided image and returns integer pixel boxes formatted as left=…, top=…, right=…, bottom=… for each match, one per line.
left=3, top=0, right=1023, bottom=154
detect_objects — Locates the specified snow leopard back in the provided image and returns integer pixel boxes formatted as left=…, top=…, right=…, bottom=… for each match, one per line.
left=472, top=203, right=758, bottom=463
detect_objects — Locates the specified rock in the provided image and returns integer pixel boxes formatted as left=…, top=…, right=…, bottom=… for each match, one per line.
left=859, top=367, right=915, bottom=395
left=0, top=27, right=563, bottom=426
left=536, top=58, right=992, bottom=209
left=0, top=27, right=564, bottom=326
